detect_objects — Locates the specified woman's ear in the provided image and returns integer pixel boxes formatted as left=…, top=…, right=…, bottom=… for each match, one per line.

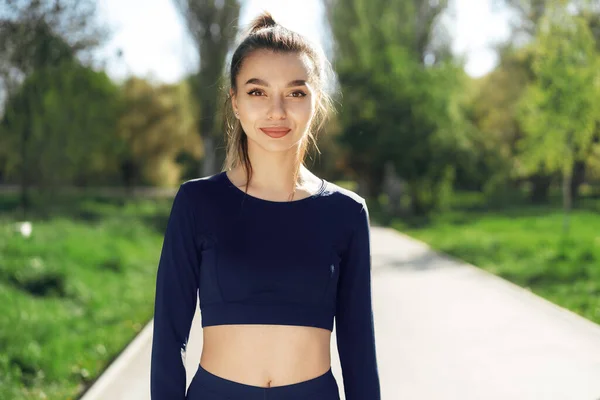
left=229, top=88, right=238, bottom=115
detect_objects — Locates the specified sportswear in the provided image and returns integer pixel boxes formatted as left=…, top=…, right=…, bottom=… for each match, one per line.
left=150, top=171, right=380, bottom=400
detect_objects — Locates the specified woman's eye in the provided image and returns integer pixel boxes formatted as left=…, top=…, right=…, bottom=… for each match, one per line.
left=290, top=91, right=307, bottom=98
left=246, top=89, right=307, bottom=98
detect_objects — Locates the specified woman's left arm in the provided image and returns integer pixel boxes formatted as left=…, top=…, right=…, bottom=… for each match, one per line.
left=335, top=198, right=381, bottom=400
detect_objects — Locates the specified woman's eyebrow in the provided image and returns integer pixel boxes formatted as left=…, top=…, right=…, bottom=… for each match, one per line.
left=245, top=78, right=307, bottom=88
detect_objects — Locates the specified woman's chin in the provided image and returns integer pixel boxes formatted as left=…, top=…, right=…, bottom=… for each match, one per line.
left=249, top=134, right=305, bottom=152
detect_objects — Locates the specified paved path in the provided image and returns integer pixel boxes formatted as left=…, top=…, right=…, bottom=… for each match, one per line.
left=80, top=226, right=600, bottom=400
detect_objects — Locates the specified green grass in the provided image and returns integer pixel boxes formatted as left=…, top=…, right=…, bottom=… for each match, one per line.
left=388, top=193, right=600, bottom=326
left=0, top=193, right=173, bottom=400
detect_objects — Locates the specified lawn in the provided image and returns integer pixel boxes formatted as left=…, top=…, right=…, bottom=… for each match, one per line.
left=0, top=192, right=172, bottom=400
left=388, top=193, right=600, bottom=326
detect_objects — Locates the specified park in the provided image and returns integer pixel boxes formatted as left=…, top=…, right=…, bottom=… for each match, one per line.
left=1, top=0, right=600, bottom=399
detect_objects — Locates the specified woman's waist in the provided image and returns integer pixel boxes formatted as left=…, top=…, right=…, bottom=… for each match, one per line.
left=198, top=324, right=331, bottom=387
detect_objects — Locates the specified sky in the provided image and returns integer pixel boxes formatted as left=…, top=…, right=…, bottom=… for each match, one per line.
left=95, top=0, right=513, bottom=84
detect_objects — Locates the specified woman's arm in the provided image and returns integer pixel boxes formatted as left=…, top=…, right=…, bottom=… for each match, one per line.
left=335, top=198, right=381, bottom=400
left=150, top=183, right=200, bottom=399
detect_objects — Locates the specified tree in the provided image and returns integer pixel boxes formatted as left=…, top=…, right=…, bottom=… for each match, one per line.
left=324, top=0, right=451, bottom=69
left=466, top=44, right=548, bottom=203
left=0, top=0, right=111, bottom=211
left=492, top=0, right=550, bottom=38
left=496, top=0, right=600, bottom=201
left=172, top=0, right=240, bottom=177
left=517, top=2, right=600, bottom=235
left=324, top=0, right=469, bottom=214
left=116, top=77, right=203, bottom=188
left=0, top=60, right=121, bottom=215
left=494, top=0, right=600, bottom=38
left=0, top=0, right=108, bottom=105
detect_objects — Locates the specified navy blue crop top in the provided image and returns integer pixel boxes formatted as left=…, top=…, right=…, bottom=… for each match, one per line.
left=150, top=171, right=380, bottom=400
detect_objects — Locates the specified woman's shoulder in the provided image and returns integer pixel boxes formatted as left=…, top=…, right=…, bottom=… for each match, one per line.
left=322, top=180, right=367, bottom=210
left=180, top=172, right=226, bottom=195
left=166, top=173, right=228, bottom=214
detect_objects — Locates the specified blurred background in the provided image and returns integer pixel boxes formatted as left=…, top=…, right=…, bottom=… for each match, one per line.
left=1, top=0, right=600, bottom=399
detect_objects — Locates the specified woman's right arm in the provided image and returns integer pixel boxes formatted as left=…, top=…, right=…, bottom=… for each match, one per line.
left=150, top=183, right=201, bottom=399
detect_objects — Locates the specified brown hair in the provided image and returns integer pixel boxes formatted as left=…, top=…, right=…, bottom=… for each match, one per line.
left=221, top=11, right=335, bottom=199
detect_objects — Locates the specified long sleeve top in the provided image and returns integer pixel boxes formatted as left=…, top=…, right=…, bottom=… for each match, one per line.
left=150, top=171, right=380, bottom=400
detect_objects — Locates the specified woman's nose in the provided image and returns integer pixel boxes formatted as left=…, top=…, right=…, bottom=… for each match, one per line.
left=267, top=96, right=286, bottom=120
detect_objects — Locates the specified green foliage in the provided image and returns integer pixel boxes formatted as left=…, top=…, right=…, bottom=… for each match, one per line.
left=327, top=0, right=472, bottom=215
left=116, top=77, right=203, bottom=187
left=464, top=2, right=600, bottom=208
left=513, top=2, right=600, bottom=233
left=466, top=45, right=534, bottom=192
left=517, top=5, right=600, bottom=177
left=0, top=60, right=123, bottom=188
left=325, top=0, right=450, bottom=67
left=335, top=51, right=470, bottom=213
left=0, top=0, right=108, bottom=101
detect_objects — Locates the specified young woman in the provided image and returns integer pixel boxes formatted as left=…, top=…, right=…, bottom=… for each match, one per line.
left=150, top=12, right=380, bottom=400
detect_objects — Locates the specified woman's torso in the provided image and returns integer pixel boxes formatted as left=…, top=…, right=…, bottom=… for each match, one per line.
left=198, top=169, right=333, bottom=387
left=199, top=324, right=331, bottom=387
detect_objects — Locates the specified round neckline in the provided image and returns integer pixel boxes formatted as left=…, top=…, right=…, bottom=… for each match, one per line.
left=221, top=171, right=326, bottom=205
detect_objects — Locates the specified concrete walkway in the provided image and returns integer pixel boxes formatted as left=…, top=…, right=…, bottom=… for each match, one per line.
left=80, top=226, right=600, bottom=400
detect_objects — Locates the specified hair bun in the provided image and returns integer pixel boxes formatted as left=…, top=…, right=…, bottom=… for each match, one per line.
left=248, top=11, right=277, bottom=34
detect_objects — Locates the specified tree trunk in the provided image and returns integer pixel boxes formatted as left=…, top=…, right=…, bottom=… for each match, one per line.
left=201, top=135, right=217, bottom=177
left=20, top=126, right=31, bottom=220
left=383, top=160, right=403, bottom=218
left=529, top=173, right=552, bottom=203
left=570, top=160, right=586, bottom=204
left=356, top=175, right=370, bottom=200
left=562, top=166, right=572, bottom=237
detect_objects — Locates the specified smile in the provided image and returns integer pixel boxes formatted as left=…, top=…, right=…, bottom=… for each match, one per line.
left=259, top=128, right=291, bottom=138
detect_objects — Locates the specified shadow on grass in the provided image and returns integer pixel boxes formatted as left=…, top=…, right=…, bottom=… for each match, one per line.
left=374, top=201, right=599, bottom=231
left=0, top=192, right=173, bottom=235
left=7, top=271, right=69, bottom=298
left=369, top=187, right=600, bottom=230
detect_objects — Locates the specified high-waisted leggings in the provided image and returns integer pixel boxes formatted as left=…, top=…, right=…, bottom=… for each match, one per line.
left=185, top=363, right=341, bottom=400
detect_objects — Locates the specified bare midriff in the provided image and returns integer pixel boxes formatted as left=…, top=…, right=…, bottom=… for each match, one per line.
left=199, top=324, right=332, bottom=388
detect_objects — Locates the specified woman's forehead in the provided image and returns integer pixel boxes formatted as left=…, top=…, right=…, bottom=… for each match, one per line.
left=239, top=50, right=314, bottom=83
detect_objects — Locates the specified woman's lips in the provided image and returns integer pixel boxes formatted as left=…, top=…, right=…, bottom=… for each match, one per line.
left=260, top=128, right=291, bottom=138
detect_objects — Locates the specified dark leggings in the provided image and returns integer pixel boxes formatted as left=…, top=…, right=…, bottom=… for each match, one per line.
left=185, top=363, right=341, bottom=400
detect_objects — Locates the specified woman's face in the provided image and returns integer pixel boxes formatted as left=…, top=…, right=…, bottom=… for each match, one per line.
left=231, top=49, right=318, bottom=153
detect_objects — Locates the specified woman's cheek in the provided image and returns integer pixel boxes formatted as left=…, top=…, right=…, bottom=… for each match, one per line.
left=242, top=99, right=265, bottom=116
left=291, top=100, right=313, bottom=120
